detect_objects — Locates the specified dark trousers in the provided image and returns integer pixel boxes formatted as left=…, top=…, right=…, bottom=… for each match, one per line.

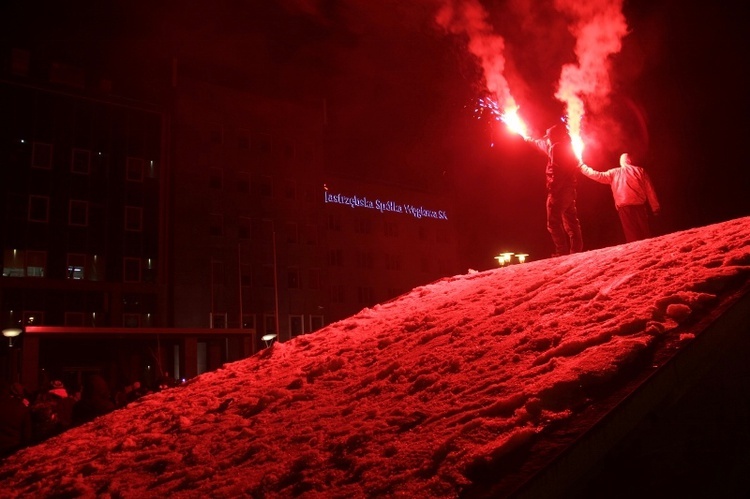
left=546, top=188, right=582, bottom=255
left=618, top=204, right=651, bottom=242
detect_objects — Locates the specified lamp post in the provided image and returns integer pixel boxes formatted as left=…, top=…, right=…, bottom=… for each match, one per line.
left=2, top=328, right=22, bottom=347
left=3, top=327, right=23, bottom=382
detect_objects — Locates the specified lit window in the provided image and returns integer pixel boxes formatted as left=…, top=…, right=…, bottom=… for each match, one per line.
left=67, top=253, right=86, bottom=279
left=2, top=249, right=25, bottom=277
left=26, top=251, right=46, bottom=277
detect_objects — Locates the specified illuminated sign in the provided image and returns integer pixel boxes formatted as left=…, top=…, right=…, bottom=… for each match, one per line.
left=324, top=191, right=448, bottom=220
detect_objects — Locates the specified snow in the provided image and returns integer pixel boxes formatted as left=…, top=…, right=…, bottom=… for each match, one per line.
left=1, top=216, right=749, bottom=498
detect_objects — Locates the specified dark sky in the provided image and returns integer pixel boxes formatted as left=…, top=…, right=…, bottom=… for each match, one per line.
left=4, top=0, right=749, bottom=268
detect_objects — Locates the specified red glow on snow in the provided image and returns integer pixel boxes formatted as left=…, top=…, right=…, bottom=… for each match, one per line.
left=2, top=217, right=749, bottom=497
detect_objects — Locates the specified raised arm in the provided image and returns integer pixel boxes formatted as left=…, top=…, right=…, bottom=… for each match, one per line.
left=578, top=163, right=613, bottom=184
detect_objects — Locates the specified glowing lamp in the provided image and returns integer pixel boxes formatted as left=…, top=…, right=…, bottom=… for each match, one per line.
left=2, top=327, right=22, bottom=347
left=495, top=252, right=514, bottom=266
left=515, top=253, right=529, bottom=264
left=261, top=333, right=277, bottom=348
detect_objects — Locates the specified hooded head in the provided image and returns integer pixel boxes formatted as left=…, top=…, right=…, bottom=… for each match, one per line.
left=620, top=153, right=632, bottom=167
left=49, top=379, right=69, bottom=398
left=545, top=124, right=568, bottom=143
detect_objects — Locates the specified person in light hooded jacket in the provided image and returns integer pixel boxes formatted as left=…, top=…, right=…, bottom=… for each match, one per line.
left=579, top=153, right=660, bottom=242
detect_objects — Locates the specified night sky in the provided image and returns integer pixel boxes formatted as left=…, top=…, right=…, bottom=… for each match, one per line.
left=3, top=0, right=749, bottom=268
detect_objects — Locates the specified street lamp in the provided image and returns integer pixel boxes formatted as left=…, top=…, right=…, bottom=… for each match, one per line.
left=495, top=252, right=514, bottom=266
left=262, top=333, right=277, bottom=348
left=2, top=328, right=22, bottom=347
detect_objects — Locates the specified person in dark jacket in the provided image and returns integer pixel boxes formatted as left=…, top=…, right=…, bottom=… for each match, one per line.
left=73, top=374, right=115, bottom=426
left=579, top=153, right=661, bottom=242
left=0, top=380, right=32, bottom=458
left=527, top=124, right=583, bottom=256
left=29, top=379, right=76, bottom=443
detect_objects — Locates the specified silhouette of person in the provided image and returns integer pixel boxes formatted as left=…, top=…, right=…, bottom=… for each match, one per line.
left=527, top=124, right=583, bottom=256
left=0, top=380, right=32, bottom=457
left=579, top=153, right=660, bottom=242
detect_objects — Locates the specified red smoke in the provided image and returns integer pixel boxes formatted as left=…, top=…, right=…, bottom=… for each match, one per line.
left=435, top=0, right=629, bottom=160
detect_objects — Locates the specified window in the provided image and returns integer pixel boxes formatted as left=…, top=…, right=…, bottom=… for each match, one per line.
left=355, top=216, right=372, bottom=234
left=211, top=313, right=227, bottom=329
left=89, top=254, right=105, bottom=281
left=209, top=125, right=223, bottom=144
left=242, top=314, right=255, bottom=330
left=284, top=180, right=297, bottom=199
left=287, top=268, right=300, bottom=289
left=209, top=213, right=224, bottom=237
left=263, top=314, right=276, bottom=335
left=147, top=159, right=157, bottom=179
left=309, top=315, right=324, bottom=333
left=209, top=167, right=223, bottom=189
left=71, top=148, right=91, bottom=174
left=356, top=250, right=374, bottom=269
left=258, top=175, right=273, bottom=197
left=123, top=313, right=140, bottom=328
left=237, top=130, right=251, bottom=150
left=260, top=264, right=274, bottom=288
left=124, top=257, right=141, bottom=282
left=420, top=256, right=430, bottom=273
left=238, top=217, right=252, bottom=240
left=126, top=157, right=145, bottom=182
left=23, top=311, right=44, bottom=326
left=261, top=219, right=274, bottom=240
left=65, top=312, right=85, bottom=326
left=26, top=251, right=46, bottom=277
left=357, top=286, right=374, bottom=304
left=327, top=214, right=341, bottom=231
left=330, top=284, right=345, bottom=303
left=143, top=257, right=156, bottom=283
left=125, top=206, right=143, bottom=231
left=289, top=315, right=304, bottom=337
left=69, top=200, right=89, bottom=226
left=308, top=268, right=321, bottom=290
left=285, top=222, right=299, bottom=243
left=257, top=133, right=272, bottom=155
left=67, top=253, right=86, bottom=279
left=240, top=263, right=252, bottom=287
left=304, top=224, right=319, bottom=245
left=31, top=142, right=52, bottom=169
left=328, top=249, right=343, bottom=266
left=28, top=195, right=49, bottom=222
left=3, top=249, right=25, bottom=277
left=386, top=254, right=401, bottom=271
left=280, top=138, right=295, bottom=159
left=237, top=172, right=250, bottom=194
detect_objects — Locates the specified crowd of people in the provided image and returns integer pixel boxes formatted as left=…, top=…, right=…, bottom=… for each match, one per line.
left=1, top=373, right=175, bottom=460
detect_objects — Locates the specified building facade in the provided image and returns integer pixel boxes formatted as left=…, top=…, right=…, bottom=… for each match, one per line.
left=1, top=49, right=462, bottom=393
